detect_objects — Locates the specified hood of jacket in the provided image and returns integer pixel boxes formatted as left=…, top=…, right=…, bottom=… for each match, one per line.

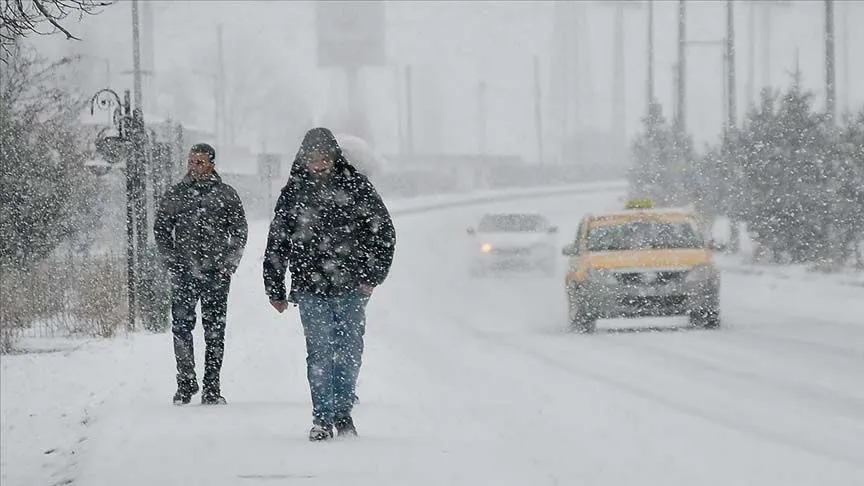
left=289, top=127, right=359, bottom=180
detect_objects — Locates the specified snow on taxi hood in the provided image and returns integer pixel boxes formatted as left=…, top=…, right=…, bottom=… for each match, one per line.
left=584, top=248, right=712, bottom=271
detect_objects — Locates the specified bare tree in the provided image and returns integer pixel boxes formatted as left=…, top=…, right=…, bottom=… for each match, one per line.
left=1, top=0, right=114, bottom=60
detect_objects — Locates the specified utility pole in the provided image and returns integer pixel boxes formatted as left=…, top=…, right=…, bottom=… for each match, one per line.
left=131, top=0, right=143, bottom=111
left=676, top=0, right=687, bottom=131
left=394, top=65, right=405, bottom=154
left=534, top=55, right=544, bottom=165
left=573, top=3, right=591, bottom=134
left=141, top=0, right=155, bottom=114
left=477, top=80, right=487, bottom=154
left=405, top=65, right=414, bottom=155
left=600, top=1, right=641, bottom=156
left=759, top=1, right=792, bottom=93
left=216, top=24, right=227, bottom=147
left=746, top=1, right=756, bottom=108
left=130, top=0, right=148, bottom=329
left=825, top=0, right=836, bottom=124
left=554, top=2, right=569, bottom=163
left=726, top=0, right=737, bottom=130
left=613, top=2, right=625, bottom=148
left=842, top=0, right=849, bottom=114
left=551, top=2, right=592, bottom=162
left=760, top=2, right=771, bottom=91
left=687, top=39, right=727, bottom=131
left=647, top=0, right=655, bottom=111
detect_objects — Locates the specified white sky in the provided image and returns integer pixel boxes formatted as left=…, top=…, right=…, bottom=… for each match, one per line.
left=27, top=0, right=864, bottom=160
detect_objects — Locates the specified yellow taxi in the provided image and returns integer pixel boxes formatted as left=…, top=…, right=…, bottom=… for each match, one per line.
left=561, top=199, right=721, bottom=333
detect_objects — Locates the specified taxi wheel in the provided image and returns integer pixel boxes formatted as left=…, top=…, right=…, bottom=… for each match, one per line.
left=568, top=303, right=597, bottom=333
left=689, top=307, right=720, bottom=329
left=570, top=318, right=597, bottom=334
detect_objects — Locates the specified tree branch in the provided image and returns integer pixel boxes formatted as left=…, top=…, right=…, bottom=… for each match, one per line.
left=31, top=0, right=80, bottom=40
left=1, top=0, right=114, bottom=62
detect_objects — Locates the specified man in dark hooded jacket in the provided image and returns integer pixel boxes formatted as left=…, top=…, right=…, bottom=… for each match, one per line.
left=263, top=128, right=395, bottom=441
left=154, top=143, right=248, bottom=406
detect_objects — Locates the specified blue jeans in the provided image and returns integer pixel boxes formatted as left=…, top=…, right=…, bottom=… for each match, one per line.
left=296, top=290, right=369, bottom=426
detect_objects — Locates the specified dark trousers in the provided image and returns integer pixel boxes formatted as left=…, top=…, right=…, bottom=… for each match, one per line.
left=171, top=271, right=232, bottom=395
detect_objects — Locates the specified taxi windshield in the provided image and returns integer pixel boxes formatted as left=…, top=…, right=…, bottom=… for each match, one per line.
left=478, top=214, right=543, bottom=232
left=586, top=220, right=703, bottom=252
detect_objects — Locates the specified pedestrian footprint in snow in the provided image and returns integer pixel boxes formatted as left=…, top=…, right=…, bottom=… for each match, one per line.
left=263, top=128, right=396, bottom=441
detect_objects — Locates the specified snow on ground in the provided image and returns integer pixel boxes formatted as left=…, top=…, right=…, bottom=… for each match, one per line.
left=710, top=217, right=864, bottom=289
left=3, top=190, right=864, bottom=485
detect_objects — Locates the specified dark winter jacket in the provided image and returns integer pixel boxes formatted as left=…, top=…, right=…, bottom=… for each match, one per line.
left=263, top=128, right=396, bottom=301
left=154, top=172, right=248, bottom=276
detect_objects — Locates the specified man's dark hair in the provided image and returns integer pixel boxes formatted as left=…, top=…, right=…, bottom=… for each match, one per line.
left=190, top=143, right=216, bottom=162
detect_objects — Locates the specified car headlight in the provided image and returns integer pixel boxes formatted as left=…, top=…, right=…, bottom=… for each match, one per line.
left=481, top=243, right=493, bottom=253
left=685, top=264, right=713, bottom=282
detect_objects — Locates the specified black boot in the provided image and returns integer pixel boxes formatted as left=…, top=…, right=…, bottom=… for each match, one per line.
left=201, top=311, right=227, bottom=405
left=309, top=423, right=334, bottom=441
left=173, top=332, right=198, bottom=405
left=201, top=390, right=227, bottom=405
left=335, top=416, right=357, bottom=437
left=173, top=380, right=199, bottom=405
left=201, top=351, right=226, bottom=404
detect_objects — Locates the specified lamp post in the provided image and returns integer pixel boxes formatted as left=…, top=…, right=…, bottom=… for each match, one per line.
left=89, top=88, right=138, bottom=332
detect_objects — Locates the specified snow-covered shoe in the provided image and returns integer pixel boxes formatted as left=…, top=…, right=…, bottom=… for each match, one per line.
left=201, top=392, right=227, bottom=405
left=335, top=416, right=357, bottom=438
left=173, top=381, right=199, bottom=405
left=308, top=424, right=334, bottom=441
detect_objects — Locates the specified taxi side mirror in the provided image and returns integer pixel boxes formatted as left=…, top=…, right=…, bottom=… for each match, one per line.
left=562, top=243, right=579, bottom=256
left=467, top=227, right=476, bottom=235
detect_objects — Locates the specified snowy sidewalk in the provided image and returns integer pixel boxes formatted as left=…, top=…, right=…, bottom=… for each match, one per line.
left=716, top=255, right=864, bottom=289
left=4, top=190, right=864, bottom=486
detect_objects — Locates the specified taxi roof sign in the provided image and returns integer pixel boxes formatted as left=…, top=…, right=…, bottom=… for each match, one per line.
left=625, top=199, right=654, bottom=209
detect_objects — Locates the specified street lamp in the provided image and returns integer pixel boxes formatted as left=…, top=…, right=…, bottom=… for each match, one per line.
left=89, top=88, right=138, bottom=332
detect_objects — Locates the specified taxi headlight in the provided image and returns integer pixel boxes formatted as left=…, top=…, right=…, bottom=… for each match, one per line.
left=685, top=264, right=712, bottom=282
left=481, top=243, right=493, bottom=253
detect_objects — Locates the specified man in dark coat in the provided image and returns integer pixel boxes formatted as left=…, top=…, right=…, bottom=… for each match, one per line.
left=154, top=143, right=248, bottom=406
left=263, top=128, right=395, bottom=441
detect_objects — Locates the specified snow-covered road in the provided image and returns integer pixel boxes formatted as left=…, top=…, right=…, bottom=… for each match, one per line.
left=3, top=190, right=863, bottom=485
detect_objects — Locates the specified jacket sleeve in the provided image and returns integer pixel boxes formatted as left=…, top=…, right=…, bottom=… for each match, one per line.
left=263, top=186, right=294, bottom=301
left=153, top=189, right=178, bottom=267
left=356, top=177, right=396, bottom=287
left=223, top=186, right=248, bottom=272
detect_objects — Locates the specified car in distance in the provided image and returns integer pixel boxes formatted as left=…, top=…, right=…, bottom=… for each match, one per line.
left=467, top=212, right=559, bottom=276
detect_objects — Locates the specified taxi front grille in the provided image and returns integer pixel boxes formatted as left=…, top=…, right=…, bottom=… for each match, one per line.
left=614, top=271, right=687, bottom=286
left=619, top=295, right=687, bottom=308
